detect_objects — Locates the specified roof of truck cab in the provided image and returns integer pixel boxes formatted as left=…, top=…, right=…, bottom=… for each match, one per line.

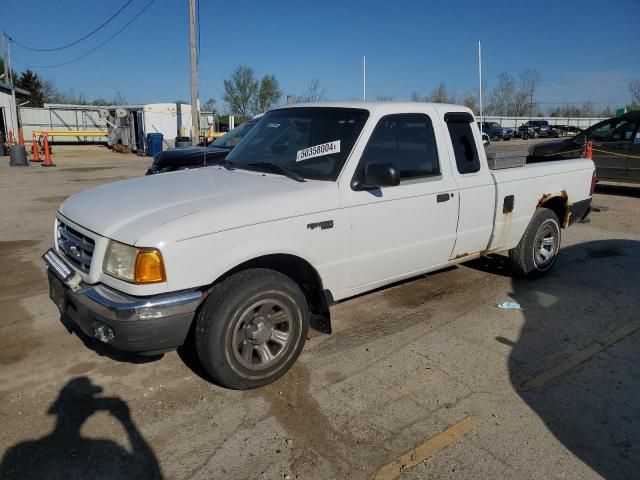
left=273, top=101, right=471, bottom=113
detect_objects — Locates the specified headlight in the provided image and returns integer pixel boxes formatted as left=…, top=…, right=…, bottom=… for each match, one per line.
left=103, top=241, right=166, bottom=284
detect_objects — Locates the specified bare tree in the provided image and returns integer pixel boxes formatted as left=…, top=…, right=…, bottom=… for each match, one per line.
left=549, top=105, right=582, bottom=117
left=376, top=94, right=394, bottom=101
left=580, top=101, right=595, bottom=117
left=486, top=73, right=516, bottom=115
left=426, top=83, right=454, bottom=103
left=113, top=90, right=127, bottom=105
left=253, top=74, right=282, bottom=114
left=410, top=91, right=421, bottom=102
left=40, top=79, right=58, bottom=104
left=513, top=69, right=541, bottom=116
left=202, top=98, right=217, bottom=113
left=630, top=79, right=640, bottom=108
left=50, top=88, right=89, bottom=105
left=223, top=66, right=259, bottom=116
left=460, top=92, right=478, bottom=114
left=599, top=105, right=613, bottom=117
left=295, top=79, right=326, bottom=103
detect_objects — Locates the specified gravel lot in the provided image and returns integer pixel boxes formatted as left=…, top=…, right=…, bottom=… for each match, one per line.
left=1, top=145, right=638, bottom=480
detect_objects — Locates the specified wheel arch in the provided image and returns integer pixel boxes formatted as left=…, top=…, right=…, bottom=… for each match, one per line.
left=537, top=192, right=570, bottom=227
left=211, top=253, right=332, bottom=333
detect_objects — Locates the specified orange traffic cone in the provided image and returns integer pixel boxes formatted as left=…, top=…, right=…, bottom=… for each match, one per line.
left=31, top=133, right=42, bottom=162
left=18, top=128, right=24, bottom=146
left=584, top=140, right=593, bottom=160
left=8, top=129, right=14, bottom=145
left=42, top=133, right=56, bottom=167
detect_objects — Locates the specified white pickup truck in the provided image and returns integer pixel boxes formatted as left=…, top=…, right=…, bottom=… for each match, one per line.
left=44, top=102, right=595, bottom=389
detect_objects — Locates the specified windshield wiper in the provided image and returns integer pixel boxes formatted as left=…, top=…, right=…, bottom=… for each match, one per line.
left=245, top=162, right=306, bottom=182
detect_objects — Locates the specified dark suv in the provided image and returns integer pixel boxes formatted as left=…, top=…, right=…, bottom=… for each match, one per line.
left=478, top=121, right=513, bottom=141
left=528, top=111, right=640, bottom=183
left=518, top=120, right=555, bottom=138
left=146, top=118, right=259, bottom=175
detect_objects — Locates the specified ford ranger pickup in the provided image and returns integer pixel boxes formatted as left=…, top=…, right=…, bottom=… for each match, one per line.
left=44, top=102, right=595, bottom=389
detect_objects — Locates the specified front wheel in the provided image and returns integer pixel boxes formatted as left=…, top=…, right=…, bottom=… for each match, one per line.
left=195, top=269, right=309, bottom=389
left=509, top=208, right=561, bottom=278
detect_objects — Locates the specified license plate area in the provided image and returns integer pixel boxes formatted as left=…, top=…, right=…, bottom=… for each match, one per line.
left=49, top=272, right=66, bottom=313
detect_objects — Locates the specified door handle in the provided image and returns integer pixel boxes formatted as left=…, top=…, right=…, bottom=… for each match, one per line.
left=437, top=193, right=451, bottom=203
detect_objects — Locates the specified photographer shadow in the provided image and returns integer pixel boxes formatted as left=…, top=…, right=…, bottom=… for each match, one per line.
left=0, top=377, right=163, bottom=480
left=467, top=239, right=640, bottom=479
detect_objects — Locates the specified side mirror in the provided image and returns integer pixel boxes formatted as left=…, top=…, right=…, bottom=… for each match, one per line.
left=352, top=162, right=400, bottom=190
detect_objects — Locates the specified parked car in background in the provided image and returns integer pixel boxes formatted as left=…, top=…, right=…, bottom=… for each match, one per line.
left=479, top=121, right=513, bottom=141
left=518, top=120, right=556, bottom=138
left=146, top=117, right=261, bottom=175
left=528, top=110, right=640, bottom=183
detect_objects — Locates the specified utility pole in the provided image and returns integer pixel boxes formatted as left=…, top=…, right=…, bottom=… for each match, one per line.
left=188, top=0, right=199, bottom=146
left=2, top=32, right=16, bottom=141
left=530, top=90, right=533, bottom=117
left=362, top=56, right=366, bottom=102
left=2, top=33, right=8, bottom=80
left=478, top=41, right=483, bottom=125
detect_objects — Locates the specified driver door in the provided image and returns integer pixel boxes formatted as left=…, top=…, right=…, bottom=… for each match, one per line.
left=340, top=112, right=459, bottom=294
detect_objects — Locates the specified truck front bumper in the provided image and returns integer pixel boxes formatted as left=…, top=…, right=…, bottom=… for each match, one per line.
left=43, top=249, right=203, bottom=355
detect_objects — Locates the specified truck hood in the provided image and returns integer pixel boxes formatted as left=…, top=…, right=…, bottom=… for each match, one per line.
left=59, top=167, right=340, bottom=246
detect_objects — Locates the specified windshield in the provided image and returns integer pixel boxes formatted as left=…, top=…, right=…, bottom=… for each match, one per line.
left=211, top=120, right=256, bottom=148
left=225, top=107, right=369, bottom=181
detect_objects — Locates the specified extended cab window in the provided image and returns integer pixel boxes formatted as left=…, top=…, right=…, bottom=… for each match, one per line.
left=358, top=114, right=440, bottom=181
left=446, top=119, right=481, bottom=174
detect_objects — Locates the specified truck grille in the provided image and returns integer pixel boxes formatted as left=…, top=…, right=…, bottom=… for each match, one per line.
left=57, top=221, right=95, bottom=272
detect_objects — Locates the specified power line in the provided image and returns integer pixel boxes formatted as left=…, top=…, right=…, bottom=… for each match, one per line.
left=12, top=0, right=155, bottom=69
left=8, top=0, right=134, bottom=52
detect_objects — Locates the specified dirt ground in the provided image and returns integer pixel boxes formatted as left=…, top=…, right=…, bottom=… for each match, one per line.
left=0, top=144, right=638, bottom=480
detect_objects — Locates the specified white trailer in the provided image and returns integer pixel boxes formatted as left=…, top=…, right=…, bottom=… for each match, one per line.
left=104, top=103, right=194, bottom=153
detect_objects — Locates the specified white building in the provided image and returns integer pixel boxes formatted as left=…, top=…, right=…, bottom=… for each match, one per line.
left=0, top=80, right=29, bottom=142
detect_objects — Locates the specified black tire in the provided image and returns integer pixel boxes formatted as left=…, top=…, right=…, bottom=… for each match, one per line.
left=509, top=208, right=561, bottom=278
left=195, top=268, right=309, bottom=389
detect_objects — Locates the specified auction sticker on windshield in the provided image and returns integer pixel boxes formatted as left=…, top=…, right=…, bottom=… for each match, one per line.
left=296, top=140, right=341, bottom=162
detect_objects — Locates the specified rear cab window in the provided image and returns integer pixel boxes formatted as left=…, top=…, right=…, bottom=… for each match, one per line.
left=444, top=112, right=481, bottom=174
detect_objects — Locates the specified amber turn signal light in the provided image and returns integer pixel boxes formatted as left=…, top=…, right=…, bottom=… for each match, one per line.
left=134, top=250, right=166, bottom=284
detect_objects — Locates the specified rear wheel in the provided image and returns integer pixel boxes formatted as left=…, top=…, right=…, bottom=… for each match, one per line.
left=509, top=208, right=561, bottom=278
left=195, top=268, right=309, bottom=389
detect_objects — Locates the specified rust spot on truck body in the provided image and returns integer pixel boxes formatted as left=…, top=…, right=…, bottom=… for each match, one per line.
left=536, top=193, right=554, bottom=209
left=537, top=190, right=571, bottom=227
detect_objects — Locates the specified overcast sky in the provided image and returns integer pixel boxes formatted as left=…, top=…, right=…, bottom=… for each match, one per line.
left=2, top=0, right=639, bottom=110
